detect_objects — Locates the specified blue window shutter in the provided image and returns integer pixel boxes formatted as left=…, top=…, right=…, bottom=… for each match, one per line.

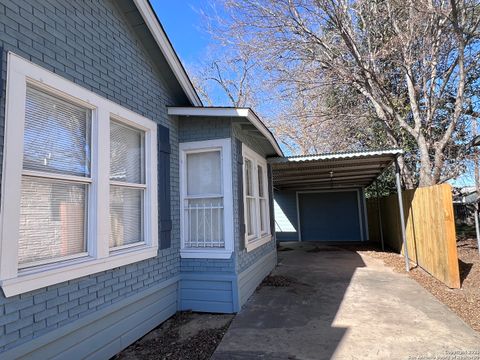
left=236, top=139, right=246, bottom=250
left=267, top=164, right=275, bottom=237
left=158, top=124, right=171, bottom=249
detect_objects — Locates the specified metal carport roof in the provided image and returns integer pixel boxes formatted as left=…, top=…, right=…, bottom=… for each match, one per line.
left=269, top=149, right=403, bottom=190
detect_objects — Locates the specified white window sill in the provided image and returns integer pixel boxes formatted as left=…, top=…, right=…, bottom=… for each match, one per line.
left=180, top=249, right=233, bottom=259
left=246, top=234, right=272, bottom=252
left=0, top=246, right=158, bottom=297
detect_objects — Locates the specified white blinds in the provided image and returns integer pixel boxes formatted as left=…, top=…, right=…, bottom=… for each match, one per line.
left=19, top=177, right=87, bottom=266
left=109, top=119, right=145, bottom=249
left=20, top=86, right=91, bottom=268
left=24, top=87, right=91, bottom=177
left=110, top=121, right=145, bottom=183
left=109, top=186, right=144, bottom=248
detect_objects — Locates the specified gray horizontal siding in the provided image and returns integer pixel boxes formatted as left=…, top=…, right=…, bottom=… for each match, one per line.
left=179, top=273, right=238, bottom=314
left=1, top=278, right=179, bottom=360
left=237, top=250, right=276, bottom=308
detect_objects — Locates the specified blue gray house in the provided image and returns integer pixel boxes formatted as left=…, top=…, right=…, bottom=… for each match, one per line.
left=0, top=1, right=281, bottom=358
left=0, top=1, right=405, bottom=358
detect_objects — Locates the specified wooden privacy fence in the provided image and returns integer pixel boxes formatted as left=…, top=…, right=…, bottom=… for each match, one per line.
left=367, top=183, right=460, bottom=288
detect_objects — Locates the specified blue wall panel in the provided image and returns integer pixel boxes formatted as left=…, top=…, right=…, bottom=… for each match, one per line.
left=179, top=273, right=238, bottom=313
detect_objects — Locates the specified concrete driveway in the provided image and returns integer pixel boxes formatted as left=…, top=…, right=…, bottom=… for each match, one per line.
left=213, top=243, right=480, bottom=360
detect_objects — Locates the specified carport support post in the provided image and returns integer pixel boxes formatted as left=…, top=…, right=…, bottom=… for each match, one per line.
left=375, top=182, right=385, bottom=251
left=395, top=160, right=410, bottom=272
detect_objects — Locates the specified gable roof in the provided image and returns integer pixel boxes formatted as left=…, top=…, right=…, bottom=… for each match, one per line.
left=133, top=0, right=202, bottom=106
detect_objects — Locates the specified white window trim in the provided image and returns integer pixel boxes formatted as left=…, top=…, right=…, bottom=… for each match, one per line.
left=0, top=53, right=158, bottom=297
left=242, top=144, right=272, bottom=252
left=179, top=139, right=234, bottom=259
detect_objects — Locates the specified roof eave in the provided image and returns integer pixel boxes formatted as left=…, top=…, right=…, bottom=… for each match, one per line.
left=167, top=107, right=284, bottom=157
left=268, top=149, right=403, bottom=164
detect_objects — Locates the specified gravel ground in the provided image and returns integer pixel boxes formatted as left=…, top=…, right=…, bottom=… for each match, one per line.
left=113, top=311, right=234, bottom=360
left=347, top=238, right=480, bottom=333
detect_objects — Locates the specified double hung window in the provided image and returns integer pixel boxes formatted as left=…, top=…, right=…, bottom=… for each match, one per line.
left=242, top=144, right=271, bottom=251
left=179, top=139, right=233, bottom=259
left=0, top=53, right=158, bottom=296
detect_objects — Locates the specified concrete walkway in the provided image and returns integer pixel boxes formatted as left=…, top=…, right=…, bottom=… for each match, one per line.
left=213, top=243, right=480, bottom=360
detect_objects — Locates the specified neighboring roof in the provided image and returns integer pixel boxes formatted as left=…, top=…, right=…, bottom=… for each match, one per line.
left=167, top=107, right=284, bottom=157
left=269, top=149, right=402, bottom=190
left=133, top=0, right=202, bottom=106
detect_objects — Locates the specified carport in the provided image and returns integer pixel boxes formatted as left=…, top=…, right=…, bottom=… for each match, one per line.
left=269, top=149, right=409, bottom=268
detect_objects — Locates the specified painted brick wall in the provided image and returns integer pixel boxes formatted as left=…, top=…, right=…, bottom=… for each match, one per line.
left=0, top=0, right=183, bottom=352
left=232, top=124, right=276, bottom=273
left=178, top=116, right=232, bottom=142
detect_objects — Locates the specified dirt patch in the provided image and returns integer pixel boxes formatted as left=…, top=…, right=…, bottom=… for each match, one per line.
left=352, top=239, right=480, bottom=333
left=260, top=275, right=295, bottom=287
left=113, top=311, right=233, bottom=360
left=278, top=247, right=294, bottom=252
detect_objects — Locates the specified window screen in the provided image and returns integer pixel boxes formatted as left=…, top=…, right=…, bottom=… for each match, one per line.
left=187, top=151, right=221, bottom=196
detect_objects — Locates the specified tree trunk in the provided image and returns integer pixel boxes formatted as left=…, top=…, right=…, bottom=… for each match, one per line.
left=417, top=135, right=434, bottom=187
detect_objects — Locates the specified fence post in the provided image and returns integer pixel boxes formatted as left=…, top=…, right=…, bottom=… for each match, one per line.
left=395, top=160, right=410, bottom=272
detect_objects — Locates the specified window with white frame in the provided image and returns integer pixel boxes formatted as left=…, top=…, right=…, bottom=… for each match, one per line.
left=243, top=144, right=271, bottom=251
left=0, top=53, right=158, bottom=297
left=179, top=139, right=233, bottom=259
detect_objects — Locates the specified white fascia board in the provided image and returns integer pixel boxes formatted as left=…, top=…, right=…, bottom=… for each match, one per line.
left=168, top=107, right=284, bottom=157
left=133, top=0, right=202, bottom=106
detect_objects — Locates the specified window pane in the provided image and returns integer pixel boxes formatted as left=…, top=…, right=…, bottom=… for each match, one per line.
left=185, top=198, right=224, bottom=248
left=110, top=186, right=144, bottom=248
left=187, top=151, right=221, bottom=196
left=258, top=165, right=264, bottom=197
left=23, top=86, right=91, bottom=177
left=110, top=120, right=145, bottom=184
left=246, top=198, right=256, bottom=236
left=260, top=199, right=267, bottom=232
left=245, top=158, right=253, bottom=196
left=19, top=176, right=87, bottom=266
